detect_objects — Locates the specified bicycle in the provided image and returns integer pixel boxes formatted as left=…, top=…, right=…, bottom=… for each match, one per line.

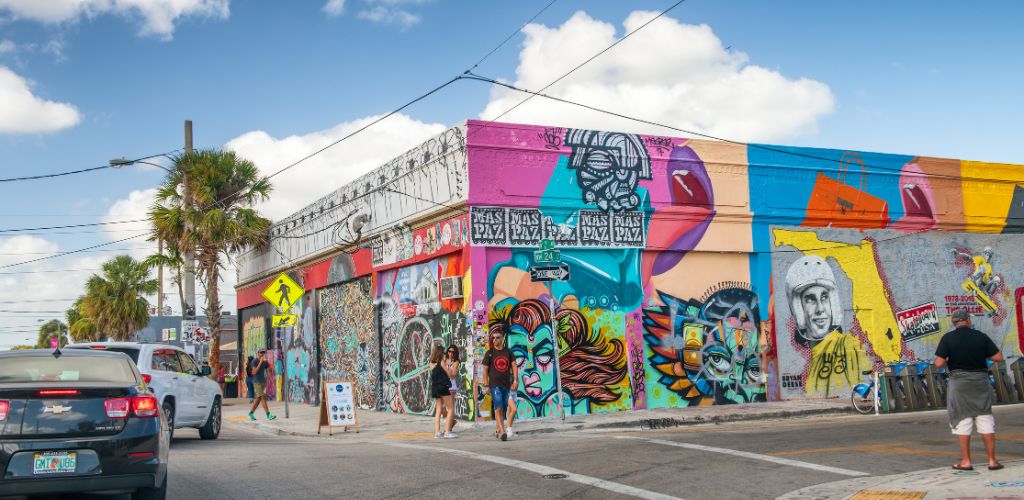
left=851, top=369, right=880, bottom=415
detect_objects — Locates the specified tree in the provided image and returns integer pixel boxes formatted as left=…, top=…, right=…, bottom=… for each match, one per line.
left=150, top=149, right=272, bottom=372
left=10, top=345, right=35, bottom=351
left=36, top=319, right=68, bottom=348
left=79, top=255, right=159, bottom=341
left=67, top=297, right=99, bottom=342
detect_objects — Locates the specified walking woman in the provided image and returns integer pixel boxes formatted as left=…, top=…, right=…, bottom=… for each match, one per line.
left=442, top=345, right=461, bottom=430
left=430, top=345, right=457, bottom=439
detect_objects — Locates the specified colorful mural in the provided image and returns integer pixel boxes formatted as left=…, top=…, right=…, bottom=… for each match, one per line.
left=376, top=255, right=470, bottom=417
left=319, top=277, right=379, bottom=410
left=281, top=293, right=317, bottom=405
left=239, top=305, right=269, bottom=400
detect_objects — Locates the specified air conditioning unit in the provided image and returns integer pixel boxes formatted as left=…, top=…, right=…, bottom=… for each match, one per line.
left=440, top=276, right=463, bottom=300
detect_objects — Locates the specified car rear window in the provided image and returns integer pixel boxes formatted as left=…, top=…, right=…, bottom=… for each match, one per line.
left=0, top=355, right=138, bottom=384
left=65, top=345, right=141, bottom=363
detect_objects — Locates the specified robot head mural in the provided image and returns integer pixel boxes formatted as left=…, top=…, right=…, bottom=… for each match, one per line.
left=564, top=129, right=652, bottom=212
left=785, top=255, right=843, bottom=347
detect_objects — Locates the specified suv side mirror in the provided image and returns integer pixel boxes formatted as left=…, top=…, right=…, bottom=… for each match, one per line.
left=201, top=366, right=212, bottom=377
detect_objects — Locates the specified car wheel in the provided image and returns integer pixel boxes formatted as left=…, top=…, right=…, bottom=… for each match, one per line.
left=199, top=399, right=221, bottom=440
left=162, top=401, right=175, bottom=441
left=132, top=473, right=167, bottom=500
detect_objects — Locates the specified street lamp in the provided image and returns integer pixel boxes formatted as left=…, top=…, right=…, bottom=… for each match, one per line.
left=109, top=157, right=173, bottom=173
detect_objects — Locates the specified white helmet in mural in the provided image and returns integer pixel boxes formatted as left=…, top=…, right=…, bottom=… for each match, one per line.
left=785, top=255, right=843, bottom=346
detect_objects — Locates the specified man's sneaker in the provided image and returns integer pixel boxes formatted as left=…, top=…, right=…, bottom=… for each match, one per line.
left=500, top=431, right=507, bottom=442
left=266, top=413, right=277, bottom=421
left=248, top=412, right=256, bottom=421
left=506, top=427, right=516, bottom=438
left=434, top=432, right=442, bottom=439
left=443, top=432, right=458, bottom=439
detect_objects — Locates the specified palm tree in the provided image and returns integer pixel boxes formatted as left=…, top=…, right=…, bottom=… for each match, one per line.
left=79, top=255, right=159, bottom=341
left=36, top=320, right=68, bottom=348
left=67, top=297, right=99, bottom=342
left=150, top=149, right=272, bottom=372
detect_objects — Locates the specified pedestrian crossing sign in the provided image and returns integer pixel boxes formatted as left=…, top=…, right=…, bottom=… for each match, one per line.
left=262, top=273, right=304, bottom=312
left=272, top=314, right=299, bottom=328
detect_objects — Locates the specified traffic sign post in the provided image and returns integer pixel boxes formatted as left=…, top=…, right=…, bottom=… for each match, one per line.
left=262, top=273, right=304, bottom=312
left=529, top=258, right=568, bottom=422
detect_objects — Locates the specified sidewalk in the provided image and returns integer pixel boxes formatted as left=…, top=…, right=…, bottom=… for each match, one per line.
left=780, top=461, right=1024, bottom=499
left=221, top=397, right=854, bottom=439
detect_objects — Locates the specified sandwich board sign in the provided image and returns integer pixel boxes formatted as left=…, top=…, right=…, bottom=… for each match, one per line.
left=318, top=380, right=359, bottom=435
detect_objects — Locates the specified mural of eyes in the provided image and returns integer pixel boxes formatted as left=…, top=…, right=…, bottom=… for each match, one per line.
left=564, top=129, right=652, bottom=212
left=703, top=344, right=733, bottom=381
left=743, top=355, right=762, bottom=384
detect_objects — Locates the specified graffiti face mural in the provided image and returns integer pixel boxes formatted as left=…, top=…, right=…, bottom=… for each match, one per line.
left=564, top=129, right=652, bottom=212
left=785, top=256, right=844, bottom=347
left=644, top=287, right=765, bottom=406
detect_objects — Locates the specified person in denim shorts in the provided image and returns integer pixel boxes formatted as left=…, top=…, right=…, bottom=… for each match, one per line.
left=483, top=330, right=518, bottom=441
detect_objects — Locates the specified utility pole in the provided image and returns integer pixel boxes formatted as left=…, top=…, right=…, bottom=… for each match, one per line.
left=157, top=238, right=164, bottom=315
left=183, top=120, right=196, bottom=324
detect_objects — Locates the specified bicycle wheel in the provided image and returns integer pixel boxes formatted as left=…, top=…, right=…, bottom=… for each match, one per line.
left=851, top=385, right=875, bottom=414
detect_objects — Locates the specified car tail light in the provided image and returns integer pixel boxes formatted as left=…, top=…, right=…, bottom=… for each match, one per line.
left=141, top=374, right=152, bottom=384
left=37, top=389, right=79, bottom=397
left=131, top=396, right=159, bottom=418
left=89, top=345, right=107, bottom=350
left=0, top=400, right=8, bottom=422
left=105, top=398, right=130, bottom=418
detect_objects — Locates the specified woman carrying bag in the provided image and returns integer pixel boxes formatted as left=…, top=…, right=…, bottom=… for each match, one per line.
left=430, top=345, right=458, bottom=439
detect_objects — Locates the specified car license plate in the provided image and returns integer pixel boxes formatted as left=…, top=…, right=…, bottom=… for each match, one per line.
left=33, top=451, right=77, bottom=474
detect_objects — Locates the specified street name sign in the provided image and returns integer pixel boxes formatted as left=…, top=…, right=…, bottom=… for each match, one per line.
left=534, top=249, right=560, bottom=262
left=530, top=264, right=570, bottom=282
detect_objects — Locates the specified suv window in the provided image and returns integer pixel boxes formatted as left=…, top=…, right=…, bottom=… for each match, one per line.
left=0, top=354, right=137, bottom=383
left=151, top=349, right=182, bottom=372
left=177, top=352, right=200, bottom=376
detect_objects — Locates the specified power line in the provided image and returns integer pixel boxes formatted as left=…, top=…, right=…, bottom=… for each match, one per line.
left=0, top=149, right=180, bottom=183
left=0, top=246, right=157, bottom=256
left=0, top=234, right=147, bottom=270
left=463, top=0, right=559, bottom=74
left=0, top=268, right=99, bottom=275
left=0, top=219, right=147, bottom=234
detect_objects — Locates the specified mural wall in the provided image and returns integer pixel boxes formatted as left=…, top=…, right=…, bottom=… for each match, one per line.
left=471, top=122, right=765, bottom=418
left=239, top=304, right=270, bottom=400
left=376, top=254, right=471, bottom=417
left=319, top=277, right=379, bottom=410
left=281, top=293, right=317, bottom=405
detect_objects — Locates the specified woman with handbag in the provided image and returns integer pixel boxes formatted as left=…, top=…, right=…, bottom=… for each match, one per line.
left=430, top=345, right=457, bottom=439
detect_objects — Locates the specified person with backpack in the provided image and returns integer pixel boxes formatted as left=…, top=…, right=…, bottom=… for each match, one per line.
left=430, top=345, right=457, bottom=439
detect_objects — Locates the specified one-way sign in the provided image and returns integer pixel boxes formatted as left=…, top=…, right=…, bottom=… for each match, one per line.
left=530, top=263, right=570, bottom=282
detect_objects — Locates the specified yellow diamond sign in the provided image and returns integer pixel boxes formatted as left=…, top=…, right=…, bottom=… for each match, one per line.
left=262, top=273, right=304, bottom=312
left=272, top=314, right=299, bottom=328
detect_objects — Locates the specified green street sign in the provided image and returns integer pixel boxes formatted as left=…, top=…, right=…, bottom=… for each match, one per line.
left=539, top=239, right=555, bottom=251
left=534, top=249, right=560, bottom=262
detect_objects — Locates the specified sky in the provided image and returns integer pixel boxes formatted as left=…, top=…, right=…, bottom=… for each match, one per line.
left=0, top=0, right=1022, bottom=349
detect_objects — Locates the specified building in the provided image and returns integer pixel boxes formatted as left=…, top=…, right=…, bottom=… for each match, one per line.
left=235, top=120, right=1024, bottom=418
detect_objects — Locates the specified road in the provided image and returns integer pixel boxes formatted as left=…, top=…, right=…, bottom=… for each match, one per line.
left=153, top=404, right=1024, bottom=499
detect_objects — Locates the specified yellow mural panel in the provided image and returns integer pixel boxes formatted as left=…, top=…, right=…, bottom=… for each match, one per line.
left=773, top=229, right=902, bottom=362
left=961, top=160, right=1024, bottom=233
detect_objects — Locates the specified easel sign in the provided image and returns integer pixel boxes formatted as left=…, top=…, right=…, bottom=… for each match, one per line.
left=318, top=380, right=359, bottom=435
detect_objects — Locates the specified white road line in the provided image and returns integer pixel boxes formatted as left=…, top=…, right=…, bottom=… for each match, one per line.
left=617, top=436, right=870, bottom=477
left=390, top=443, right=683, bottom=500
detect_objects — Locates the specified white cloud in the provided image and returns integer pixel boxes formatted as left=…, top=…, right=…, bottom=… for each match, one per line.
left=323, top=0, right=345, bottom=16
left=0, top=66, right=80, bottom=133
left=225, top=113, right=447, bottom=220
left=479, top=11, right=835, bottom=143
left=357, top=6, right=418, bottom=27
left=0, top=40, right=16, bottom=54
left=0, top=0, right=230, bottom=39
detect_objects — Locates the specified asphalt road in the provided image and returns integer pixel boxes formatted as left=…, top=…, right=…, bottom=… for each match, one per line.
left=13, top=405, right=1024, bottom=499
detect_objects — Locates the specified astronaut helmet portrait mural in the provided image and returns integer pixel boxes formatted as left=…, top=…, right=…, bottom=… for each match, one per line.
left=473, top=122, right=768, bottom=418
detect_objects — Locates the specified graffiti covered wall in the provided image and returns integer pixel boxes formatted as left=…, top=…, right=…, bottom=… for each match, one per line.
left=319, top=277, right=379, bottom=410
left=281, top=293, right=317, bottom=405
left=376, top=254, right=471, bottom=417
left=471, top=122, right=766, bottom=417
left=239, top=304, right=270, bottom=400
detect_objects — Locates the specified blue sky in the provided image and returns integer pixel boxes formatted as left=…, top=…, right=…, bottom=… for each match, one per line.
left=0, top=0, right=1022, bottom=348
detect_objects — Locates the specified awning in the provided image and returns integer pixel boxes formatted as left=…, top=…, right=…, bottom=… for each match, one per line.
left=219, top=341, right=237, bottom=351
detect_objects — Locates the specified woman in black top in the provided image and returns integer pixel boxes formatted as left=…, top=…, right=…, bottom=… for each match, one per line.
left=430, top=345, right=457, bottom=439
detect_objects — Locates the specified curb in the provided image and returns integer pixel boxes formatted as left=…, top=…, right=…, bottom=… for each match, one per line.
left=227, top=405, right=854, bottom=439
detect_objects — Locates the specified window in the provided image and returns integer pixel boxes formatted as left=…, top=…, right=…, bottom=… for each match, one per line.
left=0, top=355, right=137, bottom=384
left=151, top=350, right=182, bottom=373
left=177, top=352, right=199, bottom=376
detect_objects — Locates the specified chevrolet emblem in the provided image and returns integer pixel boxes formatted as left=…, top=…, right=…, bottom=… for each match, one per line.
left=43, top=405, right=72, bottom=415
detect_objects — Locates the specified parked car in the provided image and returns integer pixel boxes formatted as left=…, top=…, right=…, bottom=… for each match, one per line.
left=66, top=342, right=222, bottom=441
left=0, top=348, right=169, bottom=499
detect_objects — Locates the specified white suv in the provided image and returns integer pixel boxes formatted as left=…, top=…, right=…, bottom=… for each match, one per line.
left=66, top=342, right=222, bottom=440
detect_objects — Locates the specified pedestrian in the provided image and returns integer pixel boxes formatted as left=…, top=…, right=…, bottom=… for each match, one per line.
left=248, top=350, right=277, bottom=421
left=217, top=366, right=226, bottom=396
left=430, top=345, right=457, bottom=439
left=934, top=309, right=1004, bottom=471
left=441, top=345, right=461, bottom=431
left=245, top=356, right=255, bottom=403
left=483, top=329, right=518, bottom=441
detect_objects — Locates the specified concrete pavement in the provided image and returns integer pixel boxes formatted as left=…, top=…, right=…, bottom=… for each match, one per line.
left=780, top=461, right=1024, bottom=499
